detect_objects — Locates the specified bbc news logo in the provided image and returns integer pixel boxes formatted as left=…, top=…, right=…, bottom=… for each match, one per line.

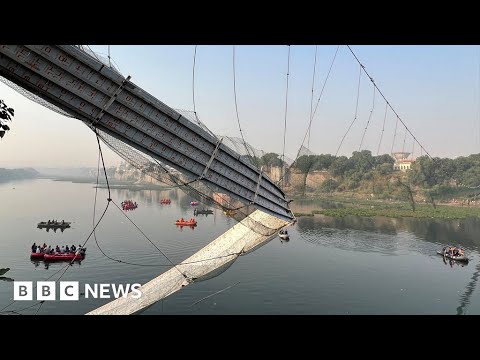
left=13, top=281, right=142, bottom=301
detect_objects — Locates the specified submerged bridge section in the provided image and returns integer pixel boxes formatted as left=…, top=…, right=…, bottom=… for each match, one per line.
left=0, top=45, right=294, bottom=222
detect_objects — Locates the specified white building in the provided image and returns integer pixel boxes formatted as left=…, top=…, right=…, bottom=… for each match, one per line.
left=392, top=152, right=415, bottom=172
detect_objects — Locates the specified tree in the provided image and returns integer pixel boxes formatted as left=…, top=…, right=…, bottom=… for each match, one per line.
left=329, top=156, right=350, bottom=177
left=311, top=154, right=335, bottom=171
left=295, top=155, right=318, bottom=196
left=0, top=99, right=14, bottom=139
left=374, top=154, right=395, bottom=166
left=260, top=153, right=283, bottom=168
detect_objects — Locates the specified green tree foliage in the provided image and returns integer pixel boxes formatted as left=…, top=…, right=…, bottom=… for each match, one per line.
left=329, top=156, right=350, bottom=177
left=310, top=154, right=335, bottom=170
left=260, top=153, right=283, bottom=168
left=377, top=163, right=393, bottom=175
left=320, top=179, right=338, bottom=192
left=295, top=155, right=318, bottom=196
left=0, top=99, right=14, bottom=139
left=374, top=154, right=394, bottom=166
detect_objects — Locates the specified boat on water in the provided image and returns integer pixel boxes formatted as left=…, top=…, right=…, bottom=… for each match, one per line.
left=44, top=253, right=85, bottom=261
left=194, top=208, right=213, bottom=215
left=437, top=246, right=468, bottom=262
left=37, top=220, right=71, bottom=229
left=175, top=218, right=197, bottom=226
left=31, top=249, right=86, bottom=261
left=190, top=201, right=199, bottom=206
left=160, top=199, right=171, bottom=204
left=122, top=200, right=138, bottom=210
left=279, top=229, right=289, bottom=240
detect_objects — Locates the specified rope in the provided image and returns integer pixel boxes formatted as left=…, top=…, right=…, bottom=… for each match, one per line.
left=402, top=125, right=408, bottom=153
left=377, top=102, right=388, bottom=155
left=359, top=84, right=376, bottom=151
left=307, top=45, right=318, bottom=149
left=192, top=45, right=198, bottom=116
left=411, top=136, right=415, bottom=160
left=335, top=63, right=362, bottom=157
left=232, top=45, right=256, bottom=164
left=281, top=45, right=291, bottom=188
left=346, top=45, right=432, bottom=159
left=391, top=116, right=399, bottom=154
left=275, top=45, right=340, bottom=187
left=190, top=281, right=241, bottom=307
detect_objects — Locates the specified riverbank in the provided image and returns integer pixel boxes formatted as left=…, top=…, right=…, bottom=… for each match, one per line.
left=291, top=196, right=480, bottom=219
left=43, top=176, right=173, bottom=191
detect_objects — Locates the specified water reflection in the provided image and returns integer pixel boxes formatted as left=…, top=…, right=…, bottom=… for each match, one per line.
left=297, top=214, right=480, bottom=252
left=175, top=225, right=197, bottom=231
left=30, top=260, right=84, bottom=269
left=0, top=268, right=13, bottom=282
left=457, top=263, right=480, bottom=315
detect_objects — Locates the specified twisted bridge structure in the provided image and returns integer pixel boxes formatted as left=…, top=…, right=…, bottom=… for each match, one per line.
left=0, top=45, right=294, bottom=222
left=0, top=45, right=294, bottom=314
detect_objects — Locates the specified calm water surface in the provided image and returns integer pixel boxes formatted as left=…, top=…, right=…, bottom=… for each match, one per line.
left=1, top=179, right=479, bottom=315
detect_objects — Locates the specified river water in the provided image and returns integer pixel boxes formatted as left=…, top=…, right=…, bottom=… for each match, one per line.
left=1, top=179, right=479, bottom=315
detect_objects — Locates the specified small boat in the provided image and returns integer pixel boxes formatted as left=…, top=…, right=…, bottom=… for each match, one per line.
left=30, top=252, right=45, bottom=259
left=175, top=219, right=197, bottom=226
left=194, top=208, right=213, bottom=215
left=37, top=221, right=71, bottom=229
left=437, top=246, right=468, bottom=262
left=190, top=201, right=199, bottom=206
left=279, top=229, right=289, bottom=240
left=160, top=199, right=171, bottom=204
left=43, top=253, right=85, bottom=261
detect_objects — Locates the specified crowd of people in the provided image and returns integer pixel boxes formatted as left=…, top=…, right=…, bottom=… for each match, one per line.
left=31, top=242, right=86, bottom=256
left=444, top=246, right=465, bottom=257
left=121, top=200, right=138, bottom=210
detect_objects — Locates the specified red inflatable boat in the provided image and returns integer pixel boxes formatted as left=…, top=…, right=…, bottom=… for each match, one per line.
left=43, top=253, right=84, bottom=261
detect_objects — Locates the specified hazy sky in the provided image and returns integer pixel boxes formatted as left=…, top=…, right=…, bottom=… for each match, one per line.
left=1, top=45, right=479, bottom=168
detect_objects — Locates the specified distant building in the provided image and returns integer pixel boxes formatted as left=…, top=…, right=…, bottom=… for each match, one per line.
left=391, top=152, right=415, bottom=172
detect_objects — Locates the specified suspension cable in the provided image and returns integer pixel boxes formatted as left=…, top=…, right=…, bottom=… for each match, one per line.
left=377, top=102, right=388, bottom=155
left=391, top=116, right=399, bottom=154
left=335, top=63, right=362, bottom=157
left=275, top=45, right=340, bottom=187
left=359, top=84, right=376, bottom=151
left=233, top=45, right=256, bottom=163
left=307, top=45, right=318, bottom=149
left=281, top=45, right=291, bottom=187
left=346, top=45, right=432, bottom=159
left=402, top=125, right=408, bottom=153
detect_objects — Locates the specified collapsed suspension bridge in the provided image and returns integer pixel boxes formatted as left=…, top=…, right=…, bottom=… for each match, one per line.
left=0, top=45, right=294, bottom=314
left=0, top=45, right=434, bottom=315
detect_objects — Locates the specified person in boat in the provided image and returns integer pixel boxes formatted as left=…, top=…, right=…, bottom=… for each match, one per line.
left=65, top=245, right=70, bottom=253
left=61, top=245, right=65, bottom=253
left=55, top=245, right=60, bottom=253
left=35, top=246, right=41, bottom=254
left=31, top=243, right=37, bottom=252
left=71, top=244, right=76, bottom=252
left=180, top=218, right=185, bottom=222
left=46, top=245, right=51, bottom=254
